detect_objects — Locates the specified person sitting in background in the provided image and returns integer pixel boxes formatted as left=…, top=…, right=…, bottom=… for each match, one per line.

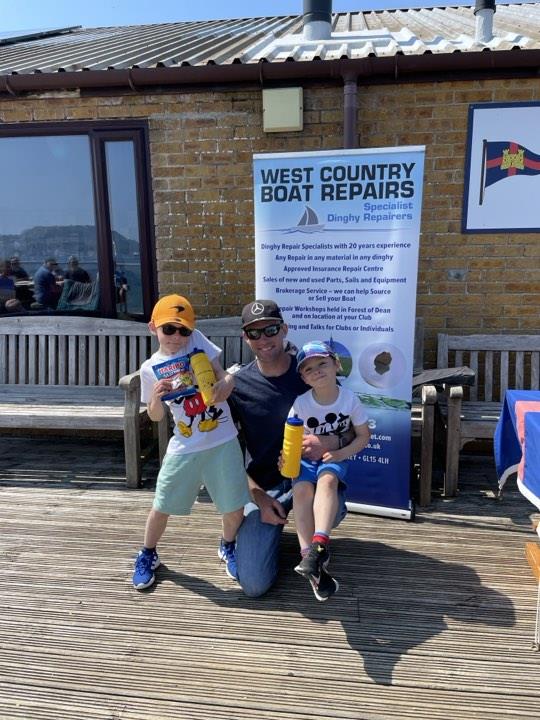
left=9, top=255, right=29, bottom=280
left=0, top=259, right=22, bottom=313
left=9, top=255, right=33, bottom=308
left=115, top=267, right=128, bottom=312
left=52, top=263, right=65, bottom=281
left=33, top=257, right=62, bottom=309
left=65, top=256, right=90, bottom=283
left=0, top=259, right=16, bottom=301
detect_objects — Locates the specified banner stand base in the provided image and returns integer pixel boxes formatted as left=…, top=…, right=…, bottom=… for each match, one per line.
left=346, top=501, right=412, bottom=521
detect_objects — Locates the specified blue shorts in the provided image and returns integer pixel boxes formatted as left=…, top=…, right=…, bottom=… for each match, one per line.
left=293, top=459, right=349, bottom=488
left=153, top=438, right=251, bottom=516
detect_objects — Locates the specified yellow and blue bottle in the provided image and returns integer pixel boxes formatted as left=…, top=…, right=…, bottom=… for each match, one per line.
left=280, top=416, right=304, bottom=479
left=190, top=350, right=217, bottom=406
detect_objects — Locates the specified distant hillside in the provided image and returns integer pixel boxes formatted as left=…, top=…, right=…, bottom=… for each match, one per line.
left=0, top=225, right=139, bottom=263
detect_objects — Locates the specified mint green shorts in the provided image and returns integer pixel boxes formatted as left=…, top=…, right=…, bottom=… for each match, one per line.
left=153, top=438, right=250, bottom=516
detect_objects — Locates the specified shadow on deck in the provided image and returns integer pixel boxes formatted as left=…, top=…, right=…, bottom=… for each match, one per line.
left=1, top=435, right=539, bottom=719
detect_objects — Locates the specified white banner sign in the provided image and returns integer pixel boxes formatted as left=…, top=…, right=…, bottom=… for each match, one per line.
left=253, top=147, right=425, bottom=517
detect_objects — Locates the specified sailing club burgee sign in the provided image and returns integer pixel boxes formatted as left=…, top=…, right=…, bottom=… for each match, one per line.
left=463, top=102, right=540, bottom=232
left=253, top=147, right=425, bottom=519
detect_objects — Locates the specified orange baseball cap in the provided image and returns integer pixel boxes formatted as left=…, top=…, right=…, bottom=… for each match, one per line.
left=151, top=294, right=196, bottom=331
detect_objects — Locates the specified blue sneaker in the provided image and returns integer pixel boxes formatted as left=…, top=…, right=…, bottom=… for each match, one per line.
left=132, top=548, right=160, bottom=590
left=218, top=539, right=238, bottom=580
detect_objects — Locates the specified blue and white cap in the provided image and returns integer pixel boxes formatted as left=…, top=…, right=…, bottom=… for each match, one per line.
left=296, top=340, right=337, bottom=372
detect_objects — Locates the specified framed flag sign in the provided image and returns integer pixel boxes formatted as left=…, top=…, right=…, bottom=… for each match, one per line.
left=462, top=102, right=540, bottom=233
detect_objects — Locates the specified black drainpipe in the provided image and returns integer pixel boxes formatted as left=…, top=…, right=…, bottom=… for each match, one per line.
left=304, top=1, right=358, bottom=149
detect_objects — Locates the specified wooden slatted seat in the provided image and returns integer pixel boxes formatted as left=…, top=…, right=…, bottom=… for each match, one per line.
left=437, top=334, right=540, bottom=497
left=0, top=316, right=157, bottom=488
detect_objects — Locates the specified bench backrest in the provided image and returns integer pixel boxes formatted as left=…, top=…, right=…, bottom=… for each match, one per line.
left=0, top=314, right=424, bottom=387
left=437, top=333, right=540, bottom=402
left=0, top=316, right=157, bottom=386
left=197, top=317, right=254, bottom=368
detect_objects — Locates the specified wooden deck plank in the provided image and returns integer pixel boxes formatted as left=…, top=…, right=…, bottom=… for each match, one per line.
left=1, top=435, right=539, bottom=719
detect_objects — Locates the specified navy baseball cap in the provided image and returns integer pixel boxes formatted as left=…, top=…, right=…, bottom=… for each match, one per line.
left=241, top=299, right=284, bottom=329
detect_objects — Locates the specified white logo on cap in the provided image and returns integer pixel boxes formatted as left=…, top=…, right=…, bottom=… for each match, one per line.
left=251, top=302, right=265, bottom=315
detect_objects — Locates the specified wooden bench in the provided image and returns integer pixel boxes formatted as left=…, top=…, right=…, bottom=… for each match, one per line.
left=0, top=316, right=157, bottom=488
left=437, top=333, right=540, bottom=496
left=0, top=314, right=436, bottom=499
left=525, top=542, right=540, bottom=649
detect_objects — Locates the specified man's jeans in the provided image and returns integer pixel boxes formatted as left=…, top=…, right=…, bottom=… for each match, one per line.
left=235, top=479, right=347, bottom=598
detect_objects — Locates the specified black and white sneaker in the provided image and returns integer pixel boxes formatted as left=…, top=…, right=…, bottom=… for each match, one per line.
left=294, top=542, right=329, bottom=578
left=308, top=568, right=339, bottom=602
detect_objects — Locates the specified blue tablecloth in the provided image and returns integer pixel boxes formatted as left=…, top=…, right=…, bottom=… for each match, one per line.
left=494, top=389, right=540, bottom=510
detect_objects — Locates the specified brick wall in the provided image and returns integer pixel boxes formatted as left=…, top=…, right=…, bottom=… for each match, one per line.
left=1, top=77, right=539, bottom=363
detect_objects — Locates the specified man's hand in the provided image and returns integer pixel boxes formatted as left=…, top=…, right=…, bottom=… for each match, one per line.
left=301, top=433, right=330, bottom=461
left=302, top=428, right=356, bottom=461
left=208, top=368, right=234, bottom=404
left=210, top=373, right=234, bottom=404
left=251, top=487, right=287, bottom=526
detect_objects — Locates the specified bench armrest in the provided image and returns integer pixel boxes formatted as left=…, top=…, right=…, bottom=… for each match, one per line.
left=448, top=385, right=464, bottom=401
left=119, top=369, right=170, bottom=465
left=412, top=366, right=475, bottom=396
left=119, top=370, right=141, bottom=393
left=421, top=384, right=437, bottom=406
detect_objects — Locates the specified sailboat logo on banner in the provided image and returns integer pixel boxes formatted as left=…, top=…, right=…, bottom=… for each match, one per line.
left=283, top=206, right=325, bottom=234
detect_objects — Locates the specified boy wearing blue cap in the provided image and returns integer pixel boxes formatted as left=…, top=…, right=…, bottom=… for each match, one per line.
left=289, top=341, right=370, bottom=600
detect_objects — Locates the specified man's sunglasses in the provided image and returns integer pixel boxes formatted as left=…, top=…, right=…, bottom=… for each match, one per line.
left=161, top=324, right=192, bottom=337
left=244, top=323, right=282, bottom=340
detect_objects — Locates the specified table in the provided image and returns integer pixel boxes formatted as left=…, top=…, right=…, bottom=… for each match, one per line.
left=494, top=389, right=540, bottom=511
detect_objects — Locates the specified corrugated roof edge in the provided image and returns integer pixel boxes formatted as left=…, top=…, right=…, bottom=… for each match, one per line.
left=1, top=47, right=540, bottom=96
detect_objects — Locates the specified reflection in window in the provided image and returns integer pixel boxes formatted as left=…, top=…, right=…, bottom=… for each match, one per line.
left=0, top=123, right=155, bottom=319
left=0, top=135, right=98, bottom=314
left=106, top=141, right=143, bottom=318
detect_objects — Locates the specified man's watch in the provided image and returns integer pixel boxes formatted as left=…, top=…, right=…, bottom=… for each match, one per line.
left=337, top=435, right=345, bottom=450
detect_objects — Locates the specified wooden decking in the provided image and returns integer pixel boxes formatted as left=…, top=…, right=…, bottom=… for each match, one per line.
left=1, top=435, right=539, bottom=720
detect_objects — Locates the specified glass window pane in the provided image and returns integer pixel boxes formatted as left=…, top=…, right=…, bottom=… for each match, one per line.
left=105, top=141, right=143, bottom=318
left=0, top=135, right=98, bottom=314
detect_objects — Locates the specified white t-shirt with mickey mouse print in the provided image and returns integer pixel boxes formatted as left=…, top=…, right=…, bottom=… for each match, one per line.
left=140, top=329, right=237, bottom=456
left=288, top=386, right=368, bottom=438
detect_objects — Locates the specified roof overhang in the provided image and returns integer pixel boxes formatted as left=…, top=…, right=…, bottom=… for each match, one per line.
left=1, top=49, right=539, bottom=95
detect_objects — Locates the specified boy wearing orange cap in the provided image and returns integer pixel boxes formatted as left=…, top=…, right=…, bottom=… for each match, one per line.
left=132, top=294, right=250, bottom=590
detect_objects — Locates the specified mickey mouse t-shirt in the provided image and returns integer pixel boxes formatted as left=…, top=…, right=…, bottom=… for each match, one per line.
left=140, top=329, right=237, bottom=456
left=288, top=386, right=368, bottom=438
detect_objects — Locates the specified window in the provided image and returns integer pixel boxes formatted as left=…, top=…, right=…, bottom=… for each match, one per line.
left=0, top=121, right=156, bottom=319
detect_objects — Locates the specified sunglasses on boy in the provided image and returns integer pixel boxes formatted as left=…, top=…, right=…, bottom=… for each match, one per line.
left=244, top=323, right=282, bottom=341
left=160, top=324, right=192, bottom=337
